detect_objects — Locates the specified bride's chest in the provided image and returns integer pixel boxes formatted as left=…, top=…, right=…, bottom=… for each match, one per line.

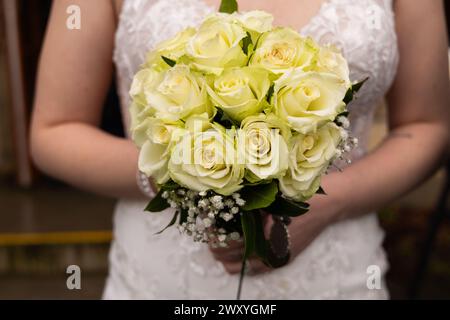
left=114, top=0, right=399, bottom=108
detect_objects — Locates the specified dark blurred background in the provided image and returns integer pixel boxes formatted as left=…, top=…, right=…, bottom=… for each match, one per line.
left=0, top=0, right=449, bottom=299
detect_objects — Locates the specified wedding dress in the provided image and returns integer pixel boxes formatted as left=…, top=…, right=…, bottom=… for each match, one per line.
left=103, top=0, right=399, bottom=299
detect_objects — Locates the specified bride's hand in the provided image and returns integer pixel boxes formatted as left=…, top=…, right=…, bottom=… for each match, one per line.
left=209, top=239, right=272, bottom=275
left=209, top=212, right=272, bottom=275
left=209, top=196, right=333, bottom=275
left=270, top=195, right=335, bottom=264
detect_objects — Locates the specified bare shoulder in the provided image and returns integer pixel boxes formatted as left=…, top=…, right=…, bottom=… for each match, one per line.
left=393, top=0, right=445, bottom=13
left=34, top=0, right=119, bottom=126
left=387, top=0, right=449, bottom=127
left=392, top=0, right=446, bottom=27
left=53, top=0, right=116, bottom=28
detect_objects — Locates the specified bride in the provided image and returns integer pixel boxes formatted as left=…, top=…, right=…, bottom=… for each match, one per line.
left=30, top=0, right=449, bottom=299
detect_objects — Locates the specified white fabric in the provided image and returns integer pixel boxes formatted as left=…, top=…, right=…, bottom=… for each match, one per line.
left=103, top=0, right=399, bottom=299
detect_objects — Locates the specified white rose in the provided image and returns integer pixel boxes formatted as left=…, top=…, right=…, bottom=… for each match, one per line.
left=138, top=139, right=170, bottom=185
left=146, top=28, right=196, bottom=68
left=132, top=117, right=180, bottom=147
left=168, top=124, right=244, bottom=195
left=249, top=27, right=318, bottom=74
left=143, top=65, right=213, bottom=123
left=313, top=45, right=351, bottom=88
left=145, top=27, right=196, bottom=71
left=273, top=69, right=347, bottom=134
left=235, top=10, right=274, bottom=39
left=129, top=67, right=161, bottom=129
left=279, top=123, right=342, bottom=201
left=207, top=67, right=271, bottom=122
left=136, top=118, right=184, bottom=185
left=184, top=112, right=214, bottom=133
left=238, top=114, right=290, bottom=183
left=186, top=15, right=248, bottom=75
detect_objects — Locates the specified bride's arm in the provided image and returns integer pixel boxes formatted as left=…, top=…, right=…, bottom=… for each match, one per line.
left=274, top=0, right=450, bottom=270
left=213, top=0, right=450, bottom=275
left=31, top=0, right=142, bottom=198
left=319, top=0, right=449, bottom=224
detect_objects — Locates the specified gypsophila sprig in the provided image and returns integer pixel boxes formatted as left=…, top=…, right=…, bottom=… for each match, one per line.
left=159, top=185, right=246, bottom=247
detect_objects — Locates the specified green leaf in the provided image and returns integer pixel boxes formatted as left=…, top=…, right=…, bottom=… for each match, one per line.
left=252, top=33, right=263, bottom=51
left=337, top=111, right=349, bottom=118
left=240, top=181, right=278, bottom=211
left=243, top=179, right=273, bottom=187
left=343, top=77, right=368, bottom=104
left=144, top=190, right=170, bottom=212
left=267, top=196, right=309, bottom=217
left=179, top=209, right=188, bottom=225
left=352, top=77, right=368, bottom=94
left=240, top=211, right=256, bottom=259
left=213, top=108, right=224, bottom=123
left=266, top=84, right=275, bottom=103
left=160, top=180, right=179, bottom=191
left=219, top=0, right=238, bottom=13
left=317, top=186, right=327, bottom=195
left=154, top=210, right=179, bottom=235
left=343, top=87, right=354, bottom=104
left=213, top=108, right=239, bottom=128
left=161, top=56, right=176, bottom=67
left=241, top=32, right=253, bottom=55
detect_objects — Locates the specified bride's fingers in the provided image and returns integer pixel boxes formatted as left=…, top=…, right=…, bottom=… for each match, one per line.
left=225, top=239, right=245, bottom=250
left=221, top=261, right=243, bottom=275
left=247, top=259, right=272, bottom=275
left=220, top=259, right=272, bottom=275
left=209, top=240, right=244, bottom=261
left=210, top=247, right=244, bottom=262
left=209, top=240, right=243, bottom=251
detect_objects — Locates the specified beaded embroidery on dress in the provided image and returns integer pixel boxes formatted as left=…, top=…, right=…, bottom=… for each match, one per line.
left=103, top=0, right=398, bottom=299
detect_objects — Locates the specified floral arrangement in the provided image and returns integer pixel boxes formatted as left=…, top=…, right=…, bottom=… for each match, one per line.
left=129, top=0, right=363, bottom=298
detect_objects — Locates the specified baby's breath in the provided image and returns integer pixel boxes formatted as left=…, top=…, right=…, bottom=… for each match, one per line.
left=165, top=187, right=243, bottom=246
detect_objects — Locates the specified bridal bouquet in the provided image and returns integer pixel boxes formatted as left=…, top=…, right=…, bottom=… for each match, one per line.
left=129, top=0, right=363, bottom=297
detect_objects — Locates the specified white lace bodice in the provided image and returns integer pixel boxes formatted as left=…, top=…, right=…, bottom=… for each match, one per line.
left=104, top=0, right=398, bottom=299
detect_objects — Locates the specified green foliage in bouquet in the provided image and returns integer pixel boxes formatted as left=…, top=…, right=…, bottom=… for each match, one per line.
left=219, top=0, right=238, bottom=14
left=344, top=77, right=368, bottom=104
